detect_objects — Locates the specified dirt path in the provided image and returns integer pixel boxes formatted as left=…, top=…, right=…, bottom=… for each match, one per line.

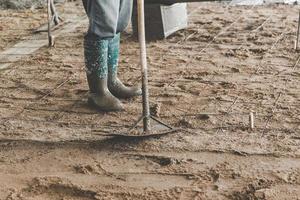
left=1, top=139, right=300, bottom=199
left=0, top=1, right=300, bottom=200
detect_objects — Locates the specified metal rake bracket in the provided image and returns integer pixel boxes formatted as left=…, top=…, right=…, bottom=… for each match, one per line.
left=104, top=116, right=178, bottom=138
left=112, top=115, right=179, bottom=138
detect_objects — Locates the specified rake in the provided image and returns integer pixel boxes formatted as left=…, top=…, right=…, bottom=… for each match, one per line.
left=109, top=0, right=179, bottom=138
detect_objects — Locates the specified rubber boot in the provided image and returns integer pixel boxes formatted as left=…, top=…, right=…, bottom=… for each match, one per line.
left=84, top=34, right=123, bottom=112
left=107, top=33, right=142, bottom=99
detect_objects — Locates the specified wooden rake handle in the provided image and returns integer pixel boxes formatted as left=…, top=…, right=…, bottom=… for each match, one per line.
left=137, top=0, right=151, bottom=133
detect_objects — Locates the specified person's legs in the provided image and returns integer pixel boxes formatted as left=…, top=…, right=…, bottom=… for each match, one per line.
left=107, top=0, right=142, bottom=99
left=83, top=0, right=123, bottom=111
left=107, top=33, right=142, bottom=99
left=82, top=0, right=140, bottom=111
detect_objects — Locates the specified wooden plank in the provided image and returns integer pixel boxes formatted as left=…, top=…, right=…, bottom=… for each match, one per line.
left=0, top=16, right=87, bottom=71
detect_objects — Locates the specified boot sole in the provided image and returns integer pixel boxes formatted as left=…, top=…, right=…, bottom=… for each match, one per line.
left=110, top=89, right=142, bottom=99
left=88, top=98, right=124, bottom=112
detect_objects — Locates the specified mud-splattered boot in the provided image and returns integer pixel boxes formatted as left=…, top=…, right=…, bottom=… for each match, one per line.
left=84, top=34, right=123, bottom=112
left=107, top=33, right=142, bottom=99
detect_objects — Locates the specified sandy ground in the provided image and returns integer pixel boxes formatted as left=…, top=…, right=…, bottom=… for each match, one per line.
left=0, top=1, right=300, bottom=199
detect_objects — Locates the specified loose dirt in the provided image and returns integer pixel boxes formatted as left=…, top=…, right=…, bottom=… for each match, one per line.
left=0, top=1, right=300, bottom=200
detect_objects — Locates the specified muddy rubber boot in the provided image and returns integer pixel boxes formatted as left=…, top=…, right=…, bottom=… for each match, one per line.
left=86, top=74, right=123, bottom=112
left=107, top=33, right=142, bottom=99
left=84, top=34, right=123, bottom=112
